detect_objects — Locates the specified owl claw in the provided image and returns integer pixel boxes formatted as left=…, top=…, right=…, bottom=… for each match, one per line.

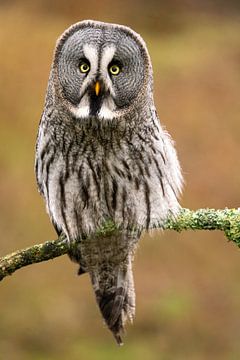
left=77, top=266, right=86, bottom=275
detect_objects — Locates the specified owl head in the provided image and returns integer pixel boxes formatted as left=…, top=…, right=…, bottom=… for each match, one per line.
left=50, top=20, right=153, bottom=121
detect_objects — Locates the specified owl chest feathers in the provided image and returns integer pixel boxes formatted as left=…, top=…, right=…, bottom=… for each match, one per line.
left=36, top=113, right=181, bottom=240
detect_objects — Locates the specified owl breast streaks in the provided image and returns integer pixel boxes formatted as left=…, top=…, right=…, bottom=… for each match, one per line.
left=35, top=20, right=183, bottom=345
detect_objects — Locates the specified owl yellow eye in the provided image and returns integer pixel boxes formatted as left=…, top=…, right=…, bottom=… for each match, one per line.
left=79, top=62, right=90, bottom=73
left=109, top=64, right=121, bottom=75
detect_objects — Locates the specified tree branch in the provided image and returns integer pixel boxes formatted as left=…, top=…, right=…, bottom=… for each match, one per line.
left=1, top=208, right=240, bottom=282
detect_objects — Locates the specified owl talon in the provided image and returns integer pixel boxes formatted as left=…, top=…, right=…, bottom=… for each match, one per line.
left=77, top=266, right=86, bottom=275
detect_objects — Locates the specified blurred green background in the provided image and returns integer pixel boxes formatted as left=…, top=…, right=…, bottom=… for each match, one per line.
left=0, top=1, right=240, bottom=359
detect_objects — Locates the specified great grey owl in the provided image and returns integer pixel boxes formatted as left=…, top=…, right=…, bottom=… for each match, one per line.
left=35, top=20, right=183, bottom=344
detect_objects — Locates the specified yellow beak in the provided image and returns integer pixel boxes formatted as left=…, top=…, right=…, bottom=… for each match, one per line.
left=95, top=81, right=101, bottom=96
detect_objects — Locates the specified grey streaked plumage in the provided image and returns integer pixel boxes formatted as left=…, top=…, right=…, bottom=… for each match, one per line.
left=35, top=20, right=183, bottom=344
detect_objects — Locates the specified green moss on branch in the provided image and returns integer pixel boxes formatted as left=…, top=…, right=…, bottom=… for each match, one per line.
left=1, top=208, right=240, bottom=282
left=162, top=208, right=240, bottom=245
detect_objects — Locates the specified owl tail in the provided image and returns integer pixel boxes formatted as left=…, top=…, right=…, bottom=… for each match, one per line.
left=89, top=256, right=135, bottom=345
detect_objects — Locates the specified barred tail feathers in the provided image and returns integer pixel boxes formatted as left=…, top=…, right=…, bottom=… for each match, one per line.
left=90, top=258, right=135, bottom=345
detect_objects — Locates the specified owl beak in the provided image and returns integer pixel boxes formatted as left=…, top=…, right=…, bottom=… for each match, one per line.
left=94, top=81, right=101, bottom=96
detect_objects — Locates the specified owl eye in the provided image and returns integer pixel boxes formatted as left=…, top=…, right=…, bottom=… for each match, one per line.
left=109, top=63, right=121, bottom=76
left=79, top=60, right=90, bottom=73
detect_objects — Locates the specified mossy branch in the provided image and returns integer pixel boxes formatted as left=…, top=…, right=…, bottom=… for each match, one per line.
left=1, top=208, right=240, bottom=282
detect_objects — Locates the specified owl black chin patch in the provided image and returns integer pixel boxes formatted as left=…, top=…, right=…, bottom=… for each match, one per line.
left=89, top=93, right=104, bottom=117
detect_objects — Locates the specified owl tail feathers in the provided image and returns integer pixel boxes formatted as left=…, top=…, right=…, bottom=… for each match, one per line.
left=90, top=261, right=135, bottom=345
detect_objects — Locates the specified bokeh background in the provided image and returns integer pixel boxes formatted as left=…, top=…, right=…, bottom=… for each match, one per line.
left=0, top=1, right=240, bottom=359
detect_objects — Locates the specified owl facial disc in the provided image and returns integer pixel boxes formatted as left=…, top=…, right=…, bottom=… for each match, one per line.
left=57, top=22, right=148, bottom=121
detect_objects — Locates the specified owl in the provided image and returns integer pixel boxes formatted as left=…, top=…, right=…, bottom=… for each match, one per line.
left=35, top=20, right=183, bottom=345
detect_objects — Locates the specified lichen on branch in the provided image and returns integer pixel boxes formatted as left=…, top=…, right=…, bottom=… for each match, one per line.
left=162, top=208, right=240, bottom=245
left=1, top=208, right=240, bottom=282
